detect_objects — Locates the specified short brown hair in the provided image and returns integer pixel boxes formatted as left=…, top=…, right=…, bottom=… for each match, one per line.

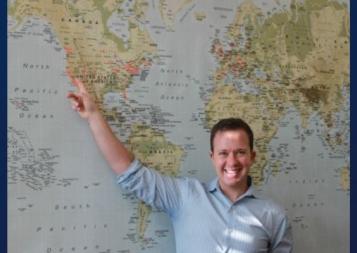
left=210, top=118, right=254, bottom=151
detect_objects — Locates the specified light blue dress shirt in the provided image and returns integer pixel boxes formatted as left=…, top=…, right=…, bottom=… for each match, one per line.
left=117, top=159, right=293, bottom=253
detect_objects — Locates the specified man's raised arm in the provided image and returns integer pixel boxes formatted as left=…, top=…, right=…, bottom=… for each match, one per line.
left=67, top=78, right=134, bottom=174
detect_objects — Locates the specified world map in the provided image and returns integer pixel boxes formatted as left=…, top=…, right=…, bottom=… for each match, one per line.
left=8, top=0, right=349, bottom=252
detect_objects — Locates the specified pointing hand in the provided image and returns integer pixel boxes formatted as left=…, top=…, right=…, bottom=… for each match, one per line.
left=67, top=78, right=99, bottom=119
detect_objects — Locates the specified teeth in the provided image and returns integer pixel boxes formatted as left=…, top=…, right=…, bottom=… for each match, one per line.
left=224, top=169, right=239, bottom=175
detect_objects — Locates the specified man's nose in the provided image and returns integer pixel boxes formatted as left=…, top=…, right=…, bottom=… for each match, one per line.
left=227, top=152, right=239, bottom=165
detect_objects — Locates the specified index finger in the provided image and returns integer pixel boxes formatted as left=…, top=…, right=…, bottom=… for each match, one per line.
left=73, top=78, right=87, bottom=93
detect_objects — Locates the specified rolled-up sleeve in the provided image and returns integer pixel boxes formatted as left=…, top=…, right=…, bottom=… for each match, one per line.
left=270, top=213, right=293, bottom=253
left=116, top=159, right=185, bottom=216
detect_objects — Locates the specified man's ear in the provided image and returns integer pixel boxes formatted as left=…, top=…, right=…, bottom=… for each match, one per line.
left=251, top=150, right=256, bottom=161
left=209, top=151, right=213, bottom=159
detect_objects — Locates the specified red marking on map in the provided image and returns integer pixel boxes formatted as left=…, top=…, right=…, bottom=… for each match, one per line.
left=66, top=68, right=76, bottom=84
left=64, top=47, right=74, bottom=55
left=124, top=63, right=140, bottom=75
left=236, top=56, right=246, bottom=68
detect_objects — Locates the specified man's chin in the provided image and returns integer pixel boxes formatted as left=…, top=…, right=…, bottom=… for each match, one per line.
left=217, top=170, right=248, bottom=184
left=221, top=176, right=243, bottom=186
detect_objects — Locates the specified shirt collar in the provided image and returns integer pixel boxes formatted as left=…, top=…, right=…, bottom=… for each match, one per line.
left=207, top=176, right=256, bottom=202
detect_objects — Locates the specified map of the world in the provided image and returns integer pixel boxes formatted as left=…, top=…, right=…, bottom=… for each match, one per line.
left=8, top=0, right=349, bottom=252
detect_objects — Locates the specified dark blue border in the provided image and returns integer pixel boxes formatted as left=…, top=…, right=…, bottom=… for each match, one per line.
left=351, top=0, right=354, bottom=251
left=2, top=2, right=7, bottom=253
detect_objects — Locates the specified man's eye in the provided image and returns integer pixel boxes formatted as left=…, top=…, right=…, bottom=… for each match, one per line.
left=218, top=152, right=228, bottom=156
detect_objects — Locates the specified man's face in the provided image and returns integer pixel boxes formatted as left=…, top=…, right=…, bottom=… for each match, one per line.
left=210, top=129, right=256, bottom=192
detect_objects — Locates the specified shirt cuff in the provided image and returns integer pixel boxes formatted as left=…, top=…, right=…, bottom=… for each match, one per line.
left=116, top=158, right=142, bottom=184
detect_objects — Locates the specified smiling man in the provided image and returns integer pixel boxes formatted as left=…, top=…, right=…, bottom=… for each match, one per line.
left=68, top=79, right=293, bottom=253
left=210, top=118, right=256, bottom=203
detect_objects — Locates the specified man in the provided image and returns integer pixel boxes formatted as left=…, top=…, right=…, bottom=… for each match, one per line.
left=68, top=79, right=293, bottom=252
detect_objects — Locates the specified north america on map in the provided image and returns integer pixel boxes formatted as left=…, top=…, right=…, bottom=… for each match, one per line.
left=8, top=0, right=349, bottom=252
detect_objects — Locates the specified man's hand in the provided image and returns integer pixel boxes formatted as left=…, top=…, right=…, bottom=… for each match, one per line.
left=67, top=78, right=99, bottom=120
left=66, top=78, right=134, bottom=173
